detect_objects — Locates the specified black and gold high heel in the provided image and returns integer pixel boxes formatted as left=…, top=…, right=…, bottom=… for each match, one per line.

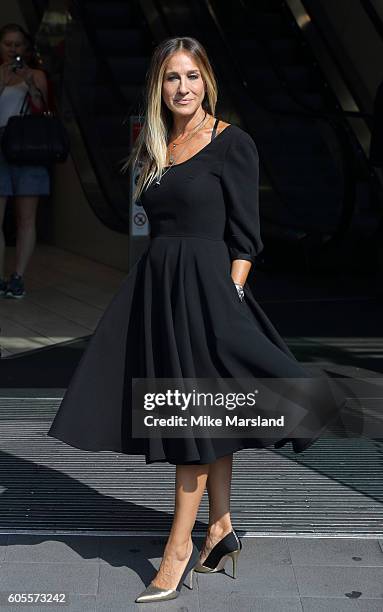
left=135, top=541, right=200, bottom=603
left=194, top=529, right=242, bottom=578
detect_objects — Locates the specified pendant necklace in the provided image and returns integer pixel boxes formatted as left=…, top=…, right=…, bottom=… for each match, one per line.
left=154, top=112, right=209, bottom=187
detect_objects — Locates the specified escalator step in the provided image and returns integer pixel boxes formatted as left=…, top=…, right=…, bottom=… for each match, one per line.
left=270, top=37, right=302, bottom=64
left=93, top=28, right=146, bottom=54
left=247, top=12, right=285, bottom=36
left=245, top=67, right=282, bottom=93
left=298, top=93, right=326, bottom=110
left=263, top=92, right=302, bottom=112
left=245, top=0, right=282, bottom=12
left=88, top=115, right=130, bottom=146
left=263, top=91, right=325, bottom=113
left=282, top=65, right=316, bottom=92
left=91, top=85, right=142, bottom=113
left=82, top=0, right=136, bottom=26
left=107, top=56, right=150, bottom=85
left=234, top=39, right=268, bottom=65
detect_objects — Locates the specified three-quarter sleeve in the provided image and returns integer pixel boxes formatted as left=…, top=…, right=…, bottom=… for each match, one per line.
left=221, top=131, right=264, bottom=264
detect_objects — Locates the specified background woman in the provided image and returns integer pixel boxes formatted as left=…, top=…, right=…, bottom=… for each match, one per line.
left=0, top=23, right=49, bottom=298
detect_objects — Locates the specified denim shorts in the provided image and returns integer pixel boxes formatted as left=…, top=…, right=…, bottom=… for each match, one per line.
left=0, top=126, right=51, bottom=197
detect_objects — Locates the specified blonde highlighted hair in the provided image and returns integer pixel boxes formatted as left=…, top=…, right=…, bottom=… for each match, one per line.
left=121, top=36, right=218, bottom=202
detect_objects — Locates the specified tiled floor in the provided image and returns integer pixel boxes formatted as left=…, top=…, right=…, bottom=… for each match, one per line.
left=0, top=245, right=126, bottom=357
left=0, top=534, right=381, bottom=611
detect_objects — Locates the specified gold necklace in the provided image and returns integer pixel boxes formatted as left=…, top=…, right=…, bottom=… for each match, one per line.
left=154, top=114, right=211, bottom=187
left=167, top=112, right=208, bottom=164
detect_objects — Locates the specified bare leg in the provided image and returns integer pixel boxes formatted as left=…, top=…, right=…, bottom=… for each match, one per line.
left=199, top=453, right=234, bottom=564
left=151, top=463, right=209, bottom=590
left=0, top=196, right=8, bottom=277
left=13, top=195, right=39, bottom=276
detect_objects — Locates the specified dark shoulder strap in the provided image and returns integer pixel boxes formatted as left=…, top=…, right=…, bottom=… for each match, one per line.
left=20, top=86, right=48, bottom=116
left=20, top=90, right=30, bottom=116
left=210, top=117, right=220, bottom=141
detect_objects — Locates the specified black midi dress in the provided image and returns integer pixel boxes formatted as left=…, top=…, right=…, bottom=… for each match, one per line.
left=47, top=122, right=339, bottom=465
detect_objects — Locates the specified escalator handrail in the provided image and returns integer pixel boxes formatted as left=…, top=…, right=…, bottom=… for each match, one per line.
left=360, top=0, right=383, bottom=45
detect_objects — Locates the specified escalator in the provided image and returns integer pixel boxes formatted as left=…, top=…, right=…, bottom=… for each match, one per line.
left=62, top=0, right=153, bottom=232
left=28, top=0, right=381, bottom=271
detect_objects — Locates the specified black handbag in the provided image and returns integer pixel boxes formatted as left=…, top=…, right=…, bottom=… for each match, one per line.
left=1, top=88, right=70, bottom=165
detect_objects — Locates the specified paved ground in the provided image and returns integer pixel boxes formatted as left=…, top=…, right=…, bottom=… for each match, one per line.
left=0, top=534, right=382, bottom=611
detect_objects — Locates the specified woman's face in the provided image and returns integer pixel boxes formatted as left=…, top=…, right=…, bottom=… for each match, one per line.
left=0, top=31, right=27, bottom=63
left=162, top=51, right=205, bottom=119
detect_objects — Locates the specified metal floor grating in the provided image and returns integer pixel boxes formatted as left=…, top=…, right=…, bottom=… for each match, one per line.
left=0, top=391, right=382, bottom=536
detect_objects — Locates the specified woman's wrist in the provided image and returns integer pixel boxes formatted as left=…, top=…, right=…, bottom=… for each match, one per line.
left=234, top=282, right=245, bottom=302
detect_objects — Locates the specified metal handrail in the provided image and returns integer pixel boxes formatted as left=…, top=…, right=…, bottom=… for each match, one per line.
left=361, top=0, right=383, bottom=43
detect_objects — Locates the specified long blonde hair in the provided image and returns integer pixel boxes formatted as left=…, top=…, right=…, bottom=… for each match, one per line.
left=121, top=36, right=218, bottom=202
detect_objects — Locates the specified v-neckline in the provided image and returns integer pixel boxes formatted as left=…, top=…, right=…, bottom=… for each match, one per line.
left=163, top=124, right=233, bottom=170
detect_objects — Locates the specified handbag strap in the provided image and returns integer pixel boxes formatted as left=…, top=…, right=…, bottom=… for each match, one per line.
left=19, top=86, right=49, bottom=116
left=19, top=90, right=30, bottom=116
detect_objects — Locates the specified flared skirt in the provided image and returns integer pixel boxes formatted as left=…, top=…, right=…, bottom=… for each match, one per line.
left=47, top=237, right=339, bottom=464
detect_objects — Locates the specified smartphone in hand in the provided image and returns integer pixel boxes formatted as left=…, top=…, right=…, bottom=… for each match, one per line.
left=11, top=55, right=25, bottom=72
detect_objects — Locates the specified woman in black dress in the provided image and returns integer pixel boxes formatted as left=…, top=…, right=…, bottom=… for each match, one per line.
left=47, top=36, right=339, bottom=603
